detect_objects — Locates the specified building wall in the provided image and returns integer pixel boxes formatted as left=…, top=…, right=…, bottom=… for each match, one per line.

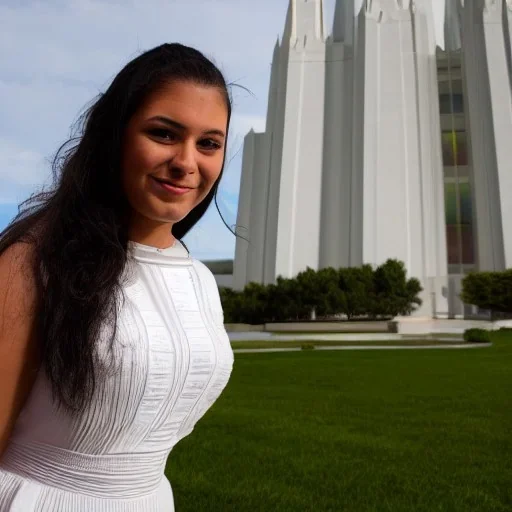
left=412, top=1, right=450, bottom=319
left=232, top=131, right=255, bottom=290
left=479, top=0, right=512, bottom=268
left=319, top=40, right=353, bottom=269
left=274, top=40, right=326, bottom=279
left=213, top=274, right=233, bottom=289
left=246, top=133, right=271, bottom=284
left=458, top=0, right=508, bottom=271
left=262, top=40, right=289, bottom=284
left=265, top=0, right=328, bottom=283
left=437, top=50, right=475, bottom=275
left=352, top=1, right=449, bottom=317
left=232, top=0, right=511, bottom=319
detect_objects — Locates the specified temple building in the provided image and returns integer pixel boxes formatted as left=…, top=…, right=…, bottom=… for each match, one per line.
left=232, top=0, right=512, bottom=318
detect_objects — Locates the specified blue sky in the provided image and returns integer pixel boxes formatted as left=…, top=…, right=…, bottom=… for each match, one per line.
left=0, top=0, right=445, bottom=260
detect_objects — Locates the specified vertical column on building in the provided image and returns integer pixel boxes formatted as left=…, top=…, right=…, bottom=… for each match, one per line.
left=233, top=132, right=256, bottom=290
left=487, top=0, right=512, bottom=268
left=234, top=37, right=281, bottom=289
left=412, top=0, right=449, bottom=317
left=352, top=0, right=439, bottom=317
left=319, top=0, right=354, bottom=270
left=458, top=0, right=509, bottom=270
left=263, top=36, right=290, bottom=284
left=271, top=0, right=327, bottom=280
left=244, top=39, right=281, bottom=285
left=246, top=132, right=272, bottom=283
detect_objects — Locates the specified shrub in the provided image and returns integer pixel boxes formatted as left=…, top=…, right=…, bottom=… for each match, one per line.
left=373, top=259, right=423, bottom=316
left=296, top=267, right=346, bottom=318
left=220, top=260, right=423, bottom=324
left=219, top=287, right=243, bottom=324
left=463, top=328, right=491, bottom=344
left=301, top=343, right=315, bottom=351
left=267, top=277, right=309, bottom=321
left=462, top=270, right=512, bottom=314
left=236, top=282, right=270, bottom=325
left=338, top=265, right=376, bottom=319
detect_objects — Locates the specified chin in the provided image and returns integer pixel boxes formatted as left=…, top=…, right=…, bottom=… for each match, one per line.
left=150, top=203, right=196, bottom=224
left=130, top=193, right=204, bottom=228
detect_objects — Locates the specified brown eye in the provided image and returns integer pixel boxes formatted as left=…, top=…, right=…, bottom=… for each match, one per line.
left=148, top=128, right=177, bottom=142
left=198, top=139, right=222, bottom=151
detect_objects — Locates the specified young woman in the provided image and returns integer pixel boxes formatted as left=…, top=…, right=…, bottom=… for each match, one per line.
left=0, top=43, right=234, bottom=511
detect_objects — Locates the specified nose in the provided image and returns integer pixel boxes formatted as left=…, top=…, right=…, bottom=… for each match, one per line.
left=170, top=140, right=197, bottom=175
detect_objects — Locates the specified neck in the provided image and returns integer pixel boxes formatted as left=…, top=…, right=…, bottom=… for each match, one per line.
left=128, top=214, right=176, bottom=250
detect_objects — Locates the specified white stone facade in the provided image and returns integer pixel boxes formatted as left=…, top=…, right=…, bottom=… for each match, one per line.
left=453, top=0, right=512, bottom=271
left=233, top=0, right=512, bottom=319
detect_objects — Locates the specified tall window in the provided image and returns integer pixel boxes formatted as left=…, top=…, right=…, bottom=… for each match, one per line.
left=444, top=182, right=474, bottom=265
left=439, top=93, right=464, bottom=115
left=441, top=131, right=468, bottom=168
left=437, top=51, right=475, bottom=272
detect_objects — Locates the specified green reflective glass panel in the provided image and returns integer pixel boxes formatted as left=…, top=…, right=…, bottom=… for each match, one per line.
left=445, top=183, right=457, bottom=225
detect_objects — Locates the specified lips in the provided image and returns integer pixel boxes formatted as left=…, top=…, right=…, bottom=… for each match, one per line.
left=151, top=176, right=194, bottom=196
left=152, top=177, right=193, bottom=189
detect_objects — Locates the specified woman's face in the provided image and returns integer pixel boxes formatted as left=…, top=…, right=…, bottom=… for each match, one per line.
left=122, top=80, right=228, bottom=241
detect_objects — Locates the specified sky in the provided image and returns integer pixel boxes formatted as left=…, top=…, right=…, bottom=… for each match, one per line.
left=0, top=0, right=445, bottom=261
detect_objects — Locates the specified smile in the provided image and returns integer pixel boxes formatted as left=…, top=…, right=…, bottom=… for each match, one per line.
left=151, top=177, right=194, bottom=196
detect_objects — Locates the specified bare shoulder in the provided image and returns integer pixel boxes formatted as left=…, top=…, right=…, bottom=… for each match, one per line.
left=0, top=240, right=37, bottom=272
left=0, top=241, right=41, bottom=455
left=0, top=241, right=39, bottom=319
left=0, top=240, right=40, bottom=359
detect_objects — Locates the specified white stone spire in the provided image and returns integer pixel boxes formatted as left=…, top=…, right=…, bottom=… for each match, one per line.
left=332, top=0, right=355, bottom=43
left=364, top=0, right=411, bottom=21
left=457, top=0, right=512, bottom=270
left=479, top=0, right=503, bottom=20
left=348, top=0, right=450, bottom=317
left=412, top=0, right=439, bottom=52
left=444, top=0, right=462, bottom=50
left=282, top=0, right=326, bottom=47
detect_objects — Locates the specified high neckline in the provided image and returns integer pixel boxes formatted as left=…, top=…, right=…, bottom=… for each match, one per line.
left=128, top=239, right=190, bottom=264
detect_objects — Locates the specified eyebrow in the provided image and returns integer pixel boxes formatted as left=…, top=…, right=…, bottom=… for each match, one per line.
left=148, top=115, right=226, bottom=139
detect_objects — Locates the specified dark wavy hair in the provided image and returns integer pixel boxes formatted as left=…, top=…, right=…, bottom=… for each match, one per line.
left=0, top=43, right=232, bottom=413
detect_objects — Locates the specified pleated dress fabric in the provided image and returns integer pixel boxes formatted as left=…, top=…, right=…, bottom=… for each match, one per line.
left=0, top=241, right=234, bottom=511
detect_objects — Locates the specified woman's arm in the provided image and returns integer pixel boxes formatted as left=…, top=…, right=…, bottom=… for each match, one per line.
left=0, top=243, right=41, bottom=457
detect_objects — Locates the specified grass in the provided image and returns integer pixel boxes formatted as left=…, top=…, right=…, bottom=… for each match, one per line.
left=229, top=339, right=465, bottom=350
left=263, top=330, right=388, bottom=335
left=166, top=330, right=512, bottom=512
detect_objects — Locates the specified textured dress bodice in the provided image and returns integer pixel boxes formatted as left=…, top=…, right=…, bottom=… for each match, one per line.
left=0, top=241, right=234, bottom=511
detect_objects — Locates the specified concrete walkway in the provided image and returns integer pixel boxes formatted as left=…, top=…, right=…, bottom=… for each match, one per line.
left=227, top=319, right=512, bottom=342
left=228, top=332, right=397, bottom=342
left=228, top=332, right=461, bottom=342
left=233, top=343, right=491, bottom=354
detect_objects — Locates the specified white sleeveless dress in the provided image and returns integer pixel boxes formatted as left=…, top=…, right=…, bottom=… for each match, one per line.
left=0, top=241, right=234, bottom=511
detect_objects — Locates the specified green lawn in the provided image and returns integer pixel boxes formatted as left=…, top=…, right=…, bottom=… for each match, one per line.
left=166, top=331, right=512, bottom=512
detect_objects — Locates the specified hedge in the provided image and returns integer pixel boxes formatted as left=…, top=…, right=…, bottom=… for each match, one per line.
left=220, top=259, right=423, bottom=324
left=463, top=328, right=491, bottom=344
left=461, top=269, right=512, bottom=315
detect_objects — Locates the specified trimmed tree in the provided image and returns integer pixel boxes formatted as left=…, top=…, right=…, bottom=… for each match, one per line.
left=373, top=259, right=423, bottom=316
left=462, top=270, right=512, bottom=315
